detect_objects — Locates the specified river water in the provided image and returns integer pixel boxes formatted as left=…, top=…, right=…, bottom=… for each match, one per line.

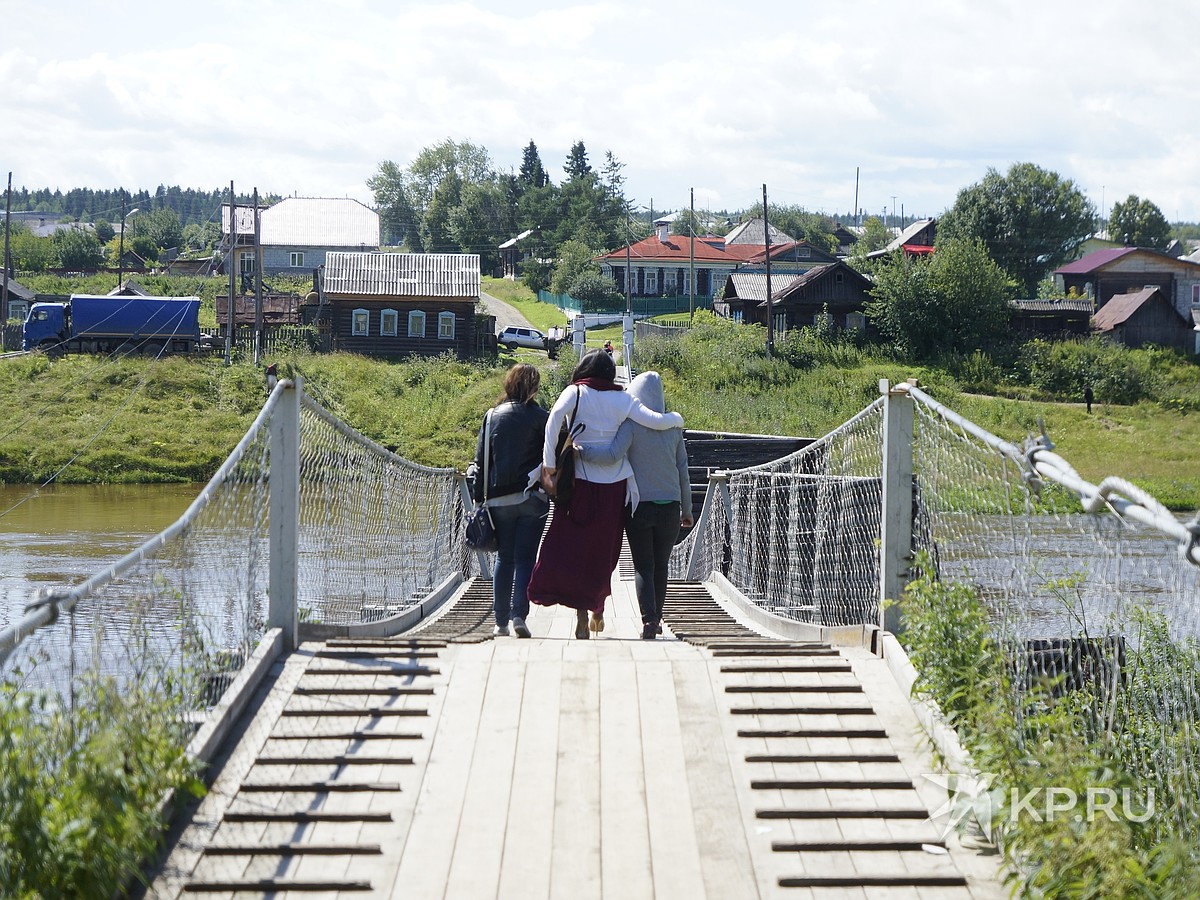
left=0, top=482, right=198, bottom=627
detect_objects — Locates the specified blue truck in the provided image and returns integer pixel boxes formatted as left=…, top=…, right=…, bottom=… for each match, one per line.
left=23, top=294, right=218, bottom=355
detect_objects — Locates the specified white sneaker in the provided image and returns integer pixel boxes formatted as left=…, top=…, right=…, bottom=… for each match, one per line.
left=493, top=623, right=510, bottom=637
left=512, top=617, right=531, bottom=638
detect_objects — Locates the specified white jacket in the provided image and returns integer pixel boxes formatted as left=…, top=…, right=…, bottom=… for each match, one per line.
left=540, top=384, right=684, bottom=499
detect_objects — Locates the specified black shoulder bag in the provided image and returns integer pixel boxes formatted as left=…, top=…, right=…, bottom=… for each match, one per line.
left=465, top=410, right=498, bottom=552
left=549, top=387, right=585, bottom=507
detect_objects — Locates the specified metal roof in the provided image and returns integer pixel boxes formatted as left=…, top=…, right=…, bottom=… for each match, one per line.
left=323, top=252, right=480, bottom=298
left=723, top=272, right=804, bottom=302
left=1011, top=299, right=1094, bottom=313
left=221, top=198, right=380, bottom=247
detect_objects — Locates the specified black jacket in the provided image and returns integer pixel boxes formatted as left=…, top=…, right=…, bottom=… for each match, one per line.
left=472, top=400, right=549, bottom=502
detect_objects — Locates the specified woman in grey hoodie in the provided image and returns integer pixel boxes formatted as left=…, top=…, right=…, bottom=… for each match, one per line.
left=579, top=371, right=693, bottom=639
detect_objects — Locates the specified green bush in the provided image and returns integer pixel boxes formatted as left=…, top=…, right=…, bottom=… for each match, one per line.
left=0, top=675, right=204, bottom=898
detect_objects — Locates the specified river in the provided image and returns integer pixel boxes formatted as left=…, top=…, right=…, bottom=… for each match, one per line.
left=0, top=482, right=198, bottom=627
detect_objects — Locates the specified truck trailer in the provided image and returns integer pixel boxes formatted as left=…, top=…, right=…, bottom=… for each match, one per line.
left=23, top=294, right=216, bottom=355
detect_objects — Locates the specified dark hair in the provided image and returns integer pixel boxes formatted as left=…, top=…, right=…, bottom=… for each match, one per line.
left=503, top=363, right=541, bottom=404
left=571, top=348, right=616, bottom=383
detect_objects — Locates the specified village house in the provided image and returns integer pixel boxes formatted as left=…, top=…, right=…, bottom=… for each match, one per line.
left=597, top=217, right=830, bottom=305
left=317, top=251, right=482, bottom=359
left=1092, top=286, right=1193, bottom=352
left=716, top=261, right=873, bottom=334
left=1055, top=248, right=1200, bottom=352
left=867, top=218, right=937, bottom=261
left=1009, top=298, right=1093, bottom=338
left=222, top=197, right=381, bottom=278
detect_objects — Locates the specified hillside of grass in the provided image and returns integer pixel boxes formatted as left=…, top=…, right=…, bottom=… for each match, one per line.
left=1, top=316, right=1197, bottom=509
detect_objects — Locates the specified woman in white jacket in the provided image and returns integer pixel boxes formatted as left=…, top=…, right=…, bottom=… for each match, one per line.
left=528, top=350, right=683, bottom=639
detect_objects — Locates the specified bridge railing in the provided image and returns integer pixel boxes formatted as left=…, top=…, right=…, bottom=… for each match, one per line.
left=679, top=377, right=1200, bottom=850
left=0, top=376, right=466, bottom=772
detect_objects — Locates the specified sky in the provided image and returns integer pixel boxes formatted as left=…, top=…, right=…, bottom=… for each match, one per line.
left=4, top=0, right=1200, bottom=226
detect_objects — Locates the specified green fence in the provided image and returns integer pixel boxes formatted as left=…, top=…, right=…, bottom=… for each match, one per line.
left=538, top=291, right=713, bottom=318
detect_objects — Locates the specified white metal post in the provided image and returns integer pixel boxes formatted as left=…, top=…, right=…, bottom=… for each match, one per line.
left=879, top=379, right=914, bottom=634
left=269, top=376, right=301, bottom=650
left=622, top=313, right=634, bottom=373
left=572, top=315, right=586, bottom=355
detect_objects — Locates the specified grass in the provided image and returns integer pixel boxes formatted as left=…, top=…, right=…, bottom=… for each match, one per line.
left=1, top=319, right=1197, bottom=510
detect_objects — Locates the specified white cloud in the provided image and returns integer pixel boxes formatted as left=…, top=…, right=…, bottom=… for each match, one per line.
left=2, top=0, right=1199, bottom=220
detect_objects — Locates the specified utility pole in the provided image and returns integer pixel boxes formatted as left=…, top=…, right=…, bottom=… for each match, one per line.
left=625, top=207, right=633, bottom=316
left=853, top=167, right=860, bottom=228
left=225, top=181, right=235, bottom=367
left=689, top=187, right=696, bottom=320
left=117, top=193, right=126, bottom=291
left=763, top=183, right=773, bottom=358
left=253, top=188, right=263, bottom=365
left=2, top=172, right=11, bottom=343
left=891, top=196, right=897, bottom=231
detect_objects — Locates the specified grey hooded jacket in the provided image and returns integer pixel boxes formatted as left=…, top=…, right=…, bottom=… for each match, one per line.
left=580, top=371, right=692, bottom=515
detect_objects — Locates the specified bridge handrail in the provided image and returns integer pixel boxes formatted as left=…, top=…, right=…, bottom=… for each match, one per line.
left=905, top=383, right=1200, bottom=568
left=300, top=392, right=456, bottom=478
left=0, top=379, right=288, bottom=659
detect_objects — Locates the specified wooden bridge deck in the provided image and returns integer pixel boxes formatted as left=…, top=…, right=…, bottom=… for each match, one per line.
left=148, top=567, right=1003, bottom=900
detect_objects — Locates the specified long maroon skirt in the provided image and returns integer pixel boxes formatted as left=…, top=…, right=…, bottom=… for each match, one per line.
left=528, top=479, right=627, bottom=614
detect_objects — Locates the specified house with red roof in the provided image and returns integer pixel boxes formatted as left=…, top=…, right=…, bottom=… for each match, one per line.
left=597, top=218, right=834, bottom=306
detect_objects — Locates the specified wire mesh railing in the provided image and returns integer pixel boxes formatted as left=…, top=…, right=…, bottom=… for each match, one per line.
left=0, top=377, right=467, bottom=894
left=673, top=397, right=885, bottom=627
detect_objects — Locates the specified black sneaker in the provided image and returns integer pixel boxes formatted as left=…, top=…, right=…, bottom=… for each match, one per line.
left=642, top=622, right=658, bottom=640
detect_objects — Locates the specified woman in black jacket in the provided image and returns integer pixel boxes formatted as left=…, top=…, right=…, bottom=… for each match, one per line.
left=472, top=363, right=549, bottom=637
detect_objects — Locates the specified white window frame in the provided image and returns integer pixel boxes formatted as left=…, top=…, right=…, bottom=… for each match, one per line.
left=438, top=311, right=456, bottom=340
left=240, top=254, right=256, bottom=275
left=380, top=308, right=398, bottom=337
left=8, top=300, right=28, bottom=323
left=408, top=310, right=426, bottom=337
left=351, top=308, right=369, bottom=336
left=846, top=311, right=866, bottom=331
left=646, top=270, right=658, bottom=295
left=290, top=251, right=304, bottom=267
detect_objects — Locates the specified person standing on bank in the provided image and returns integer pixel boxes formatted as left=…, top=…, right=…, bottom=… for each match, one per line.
left=528, top=350, right=684, bottom=640
left=578, top=371, right=692, bottom=639
left=472, top=363, right=549, bottom=638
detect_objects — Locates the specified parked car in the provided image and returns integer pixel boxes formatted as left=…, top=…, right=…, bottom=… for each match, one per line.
left=497, top=325, right=546, bottom=350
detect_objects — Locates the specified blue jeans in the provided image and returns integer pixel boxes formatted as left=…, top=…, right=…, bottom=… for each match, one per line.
left=490, top=496, right=548, bottom=624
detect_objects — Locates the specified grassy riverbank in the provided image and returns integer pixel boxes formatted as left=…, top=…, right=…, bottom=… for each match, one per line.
left=1, top=318, right=1197, bottom=508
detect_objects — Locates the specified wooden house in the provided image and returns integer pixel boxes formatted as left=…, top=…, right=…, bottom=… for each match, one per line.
left=498, top=229, right=537, bottom=279
left=319, top=251, right=482, bottom=359
left=1009, top=298, right=1093, bottom=338
left=717, top=261, right=873, bottom=333
left=1055, top=248, right=1200, bottom=329
left=597, top=218, right=827, bottom=304
left=1092, top=287, right=1193, bottom=351
left=867, top=218, right=937, bottom=261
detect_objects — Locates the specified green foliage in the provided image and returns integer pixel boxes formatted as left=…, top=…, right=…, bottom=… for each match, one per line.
left=9, top=229, right=56, bottom=272
left=865, top=237, right=1013, bottom=358
left=550, top=239, right=600, bottom=295
left=0, top=674, right=204, bottom=898
left=1018, top=337, right=1165, bottom=406
left=52, top=227, right=105, bottom=269
left=939, top=162, right=1095, bottom=296
left=898, top=558, right=1200, bottom=897
left=1108, top=195, right=1172, bottom=250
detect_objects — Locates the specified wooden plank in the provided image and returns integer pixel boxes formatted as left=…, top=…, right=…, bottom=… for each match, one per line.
left=549, top=658, right=603, bottom=900
left=443, top=658, right=524, bottom=899
left=672, top=658, right=760, bottom=900
left=598, top=658, right=653, bottom=899
left=635, top=659, right=708, bottom=900
left=497, top=654, right=563, bottom=900
left=386, top=658, right=491, bottom=897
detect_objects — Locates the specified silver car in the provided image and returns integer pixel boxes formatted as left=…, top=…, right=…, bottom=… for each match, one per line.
left=497, top=326, right=546, bottom=350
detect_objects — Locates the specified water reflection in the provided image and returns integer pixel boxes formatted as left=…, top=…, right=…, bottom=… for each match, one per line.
left=0, top=483, right=197, bottom=625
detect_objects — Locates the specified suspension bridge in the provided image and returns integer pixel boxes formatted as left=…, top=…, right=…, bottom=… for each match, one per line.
left=1, top=372, right=1197, bottom=899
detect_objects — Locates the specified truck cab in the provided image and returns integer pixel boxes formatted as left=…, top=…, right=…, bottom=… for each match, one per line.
left=22, top=302, right=67, bottom=351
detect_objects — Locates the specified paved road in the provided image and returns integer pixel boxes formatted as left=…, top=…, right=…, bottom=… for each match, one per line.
left=479, top=290, right=535, bottom=332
